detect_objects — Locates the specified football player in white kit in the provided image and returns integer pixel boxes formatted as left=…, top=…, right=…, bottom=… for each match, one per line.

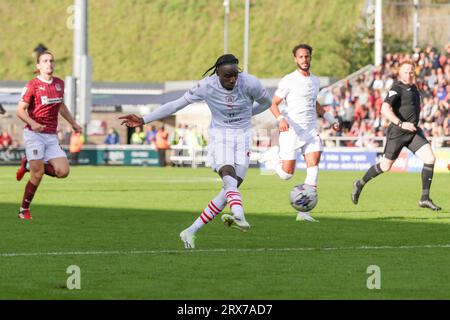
left=270, top=44, right=340, bottom=222
left=119, top=54, right=272, bottom=249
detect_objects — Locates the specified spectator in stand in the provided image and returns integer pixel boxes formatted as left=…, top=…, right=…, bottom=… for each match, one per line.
left=373, top=89, right=384, bottom=116
left=371, top=72, right=384, bottom=91
left=338, top=96, right=355, bottom=131
left=339, top=79, right=352, bottom=99
left=69, top=132, right=83, bottom=165
left=428, top=68, right=438, bottom=88
left=144, top=125, right=157, bottom=147
left=155, top=125, right=170, bottom=167
left=104, top=128, right=120, bottom=145
left=353, top=99, right=369, bottom=122
left=130, top=126, right=145, bottom=145
left=0, top=130, right=12, bottom=149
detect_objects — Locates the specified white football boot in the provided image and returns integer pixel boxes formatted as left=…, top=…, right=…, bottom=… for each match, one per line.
left=257, top=146, right=281, bottom=172
left=258, top=146, right=279, bottom=163
left=221, top=214, right=251, bottom=232
left=179, top=229, right=196, bottom=249
left=296, top=212, right=318, bottom=222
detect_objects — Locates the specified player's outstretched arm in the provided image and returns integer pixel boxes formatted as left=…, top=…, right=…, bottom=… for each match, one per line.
left=119, top=96, right=190, bottom=127
left=59, top=103, right=82, bottom=133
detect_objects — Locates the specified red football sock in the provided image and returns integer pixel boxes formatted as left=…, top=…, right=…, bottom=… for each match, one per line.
left=21, top=181, right=38, bottom=209
left=44, top=164, right=56, bottom=177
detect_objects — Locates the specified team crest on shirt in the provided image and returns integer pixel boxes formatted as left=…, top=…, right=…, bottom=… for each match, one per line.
left=226, top=95, right=234, bottom=108
left=38, top=86, right=45, bottom=91
left=55, top=83, right=62, bottom=91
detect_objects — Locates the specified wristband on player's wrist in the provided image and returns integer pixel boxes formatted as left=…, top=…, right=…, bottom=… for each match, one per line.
left=276, top=115, right=285, bottom=121
left=397, top=120, right=403, bottom=128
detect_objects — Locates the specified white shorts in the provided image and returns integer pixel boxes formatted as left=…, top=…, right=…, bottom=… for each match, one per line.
left=23, top=128, right=67, bottom=162
left=278, top=128, right=323, bottom=160
left=207, top=128, right=251, bottom=179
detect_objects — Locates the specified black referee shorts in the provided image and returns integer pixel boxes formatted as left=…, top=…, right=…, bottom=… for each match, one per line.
left=383, top=125, right=429, bottom=160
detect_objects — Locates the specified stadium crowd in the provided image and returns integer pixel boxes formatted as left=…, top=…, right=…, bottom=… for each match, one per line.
left=319, top=43, right=450, bottom=148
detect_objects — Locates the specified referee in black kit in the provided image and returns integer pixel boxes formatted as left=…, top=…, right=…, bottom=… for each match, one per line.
left=352, top=60, right=441, bottom=211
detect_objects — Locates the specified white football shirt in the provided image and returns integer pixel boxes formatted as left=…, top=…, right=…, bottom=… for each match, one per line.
left=275, top=70, right=321, bottom=134
left=184, top=72, right=269, bottom=130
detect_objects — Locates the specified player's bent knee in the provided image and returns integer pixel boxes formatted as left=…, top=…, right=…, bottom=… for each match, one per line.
left=218, top=165, right=237, bottom=179
left=425, top=155, right=436, bottom=165
left=275, top=166, right=293, bottom=180
left=379, top=162, right=392, bottom=172
left=285, top=168, right=295, bottom=175
left=55, top=168, right=70, bottom=178
left=279, top=173, right=293, bottom=180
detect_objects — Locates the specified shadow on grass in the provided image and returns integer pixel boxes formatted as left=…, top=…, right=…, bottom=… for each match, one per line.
left=1, top=202, right=449, bottom=255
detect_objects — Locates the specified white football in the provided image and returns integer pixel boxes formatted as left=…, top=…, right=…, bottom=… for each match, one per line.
left=289, top=184, right=318, bottom=212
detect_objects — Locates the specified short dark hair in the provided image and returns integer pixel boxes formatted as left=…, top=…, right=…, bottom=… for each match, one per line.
left=292, top=44, right=313, bottom=56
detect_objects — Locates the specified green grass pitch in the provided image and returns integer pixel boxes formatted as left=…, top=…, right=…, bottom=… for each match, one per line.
left=0, top=166, right=449, bottom=299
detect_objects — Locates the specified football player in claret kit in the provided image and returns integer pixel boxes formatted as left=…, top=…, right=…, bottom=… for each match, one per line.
left=119, top=54, right=272, bottom=249
left=268, top=44, right=341, bottom=222
left=352, top=60, right=441, bottom=211
left=16, top=51, right=82, bottom=219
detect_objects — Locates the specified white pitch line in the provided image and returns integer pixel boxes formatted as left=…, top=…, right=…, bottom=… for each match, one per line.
left=1, top=244, right=450, bottom=258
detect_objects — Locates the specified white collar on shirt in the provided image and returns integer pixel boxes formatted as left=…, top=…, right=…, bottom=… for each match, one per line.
left=37, top=76, right=53, bottom=84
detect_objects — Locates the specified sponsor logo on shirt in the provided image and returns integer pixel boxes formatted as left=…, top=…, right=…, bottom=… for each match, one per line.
left=41, top=96, right=63, bottom=105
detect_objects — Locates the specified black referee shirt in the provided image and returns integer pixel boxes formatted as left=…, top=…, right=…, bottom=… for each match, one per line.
left=384, top=81, right=421, bottom=126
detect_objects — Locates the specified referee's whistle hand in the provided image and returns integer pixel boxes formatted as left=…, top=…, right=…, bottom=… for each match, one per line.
left=402, top=122, right=417, bottom=132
